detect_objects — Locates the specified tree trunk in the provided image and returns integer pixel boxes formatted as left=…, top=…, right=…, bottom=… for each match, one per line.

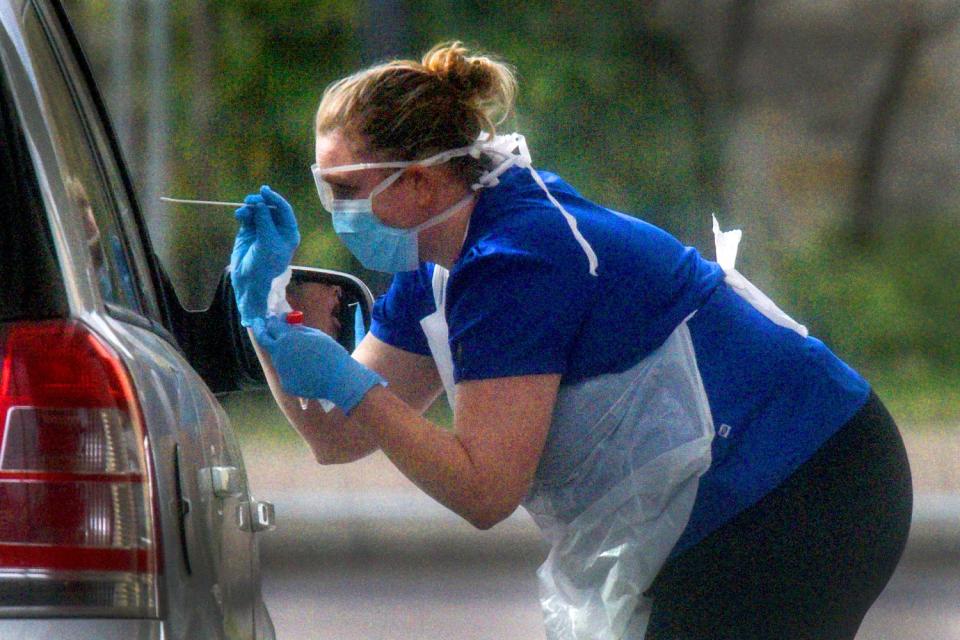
left=358, top=0, right=412, bottom=294
left=719, top=0, right=759, bottom=111
left=851, top=20, right=922, bottom=246
left=190, top=0, right=216, bottom=194
left=360, top=0, right=411, bottom=64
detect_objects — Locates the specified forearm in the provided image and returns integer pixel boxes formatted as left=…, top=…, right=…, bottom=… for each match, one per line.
left=350, top=385, right=513, bottom=529
left=248, top=328, right=379, bottom=464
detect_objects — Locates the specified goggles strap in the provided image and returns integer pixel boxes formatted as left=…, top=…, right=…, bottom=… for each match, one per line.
left=318, top=132, right=598, bottom=276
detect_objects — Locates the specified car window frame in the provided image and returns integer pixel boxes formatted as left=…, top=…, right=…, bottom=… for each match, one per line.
left=0, top=25, right=68, bottom=323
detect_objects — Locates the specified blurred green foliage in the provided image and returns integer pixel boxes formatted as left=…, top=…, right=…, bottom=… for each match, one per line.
left=416, top=1, right=720, bottom=247
left=779, top=221, right=960, bottom=422
left=63, top=1, right=957, bottom=423
left=173, top=0, right=360, bottom=277
left=65, top=0, right=716, bottom=276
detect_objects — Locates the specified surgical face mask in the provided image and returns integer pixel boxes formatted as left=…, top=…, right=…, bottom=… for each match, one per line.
left=330, top=192, right=474, bottom=273
left=310, top=133, right=599, bottom=275
left=311, top=145, right=482, bottom=273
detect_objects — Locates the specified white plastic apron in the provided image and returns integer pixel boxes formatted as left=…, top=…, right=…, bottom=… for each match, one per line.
left=418, top=221, right=806, bottom=640
left=419, top=265, right=713, bottom=639
left=419, top=265, right=458, bottom=408
left=712, top=215, right=808, bottom=337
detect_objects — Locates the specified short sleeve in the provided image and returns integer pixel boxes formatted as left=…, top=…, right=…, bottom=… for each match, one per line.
left=447, top=250, right=594, bottom=382
left=370, top=267, right=434, bottom=356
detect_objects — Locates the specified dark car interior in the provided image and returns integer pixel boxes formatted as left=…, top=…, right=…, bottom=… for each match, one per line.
left=0, top=65, right=67, bottom=323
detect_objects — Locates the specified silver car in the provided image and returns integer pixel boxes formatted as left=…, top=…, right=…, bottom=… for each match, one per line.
left=0, top=0, right=372, bottom=637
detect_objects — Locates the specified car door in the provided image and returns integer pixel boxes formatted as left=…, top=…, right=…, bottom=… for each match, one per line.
left=192, top=386, right=259, bottom=640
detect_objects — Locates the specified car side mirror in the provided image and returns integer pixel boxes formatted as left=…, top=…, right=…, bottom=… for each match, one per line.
left=284, top=266, right=375, bottom=352
left=227, top=266, right=375, bottom=391
left=169, top=266, right=374, bottom=395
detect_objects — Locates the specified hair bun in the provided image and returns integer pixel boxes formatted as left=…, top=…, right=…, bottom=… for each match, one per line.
left=423, top=42, right=481, bottom=91
left=422, top=41, right=516, bottom=129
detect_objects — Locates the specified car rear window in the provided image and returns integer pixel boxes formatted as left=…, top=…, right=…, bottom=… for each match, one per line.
left=0, top=65, right=67, bottom=322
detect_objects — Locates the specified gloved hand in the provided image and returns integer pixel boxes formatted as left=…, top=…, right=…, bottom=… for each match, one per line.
left=230, top=185, right=300, bottom=326
left=252, top=315, right=385, bottom=414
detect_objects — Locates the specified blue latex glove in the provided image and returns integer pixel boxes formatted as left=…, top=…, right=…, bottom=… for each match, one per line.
left=252, top=316, right=385, bottom=414
left=230, top=186, right=300, bottom=326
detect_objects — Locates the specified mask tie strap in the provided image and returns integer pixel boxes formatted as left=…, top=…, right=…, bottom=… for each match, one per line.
left=471, top=156, right=519, bottom=190
left=408, top=192, right=475, bottom=234
left=368, top=167, right=408, bottom=200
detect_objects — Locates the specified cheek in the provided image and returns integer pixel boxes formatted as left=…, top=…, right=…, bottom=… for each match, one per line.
left=416, top=223, right=446, bottom=247
left=372, top=187, right=421, bottom=229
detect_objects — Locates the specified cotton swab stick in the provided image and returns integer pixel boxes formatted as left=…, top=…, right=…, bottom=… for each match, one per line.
left=161, top=196, right=276, bottom=208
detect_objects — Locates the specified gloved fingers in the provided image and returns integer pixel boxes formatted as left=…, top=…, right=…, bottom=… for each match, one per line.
left=230, top=224, right=256, bottom=271
left=264, top=314, right=289, bottom=335
left=251, top=316, right=280, bottom=350
left=250, top=198, right=284, bottom=248
left=235, top=193, right=263, bottom=224
left=259, top=185, right=299, bottom=234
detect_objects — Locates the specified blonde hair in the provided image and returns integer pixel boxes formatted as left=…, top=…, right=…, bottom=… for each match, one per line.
left=316, top=41, right=517, bottom=182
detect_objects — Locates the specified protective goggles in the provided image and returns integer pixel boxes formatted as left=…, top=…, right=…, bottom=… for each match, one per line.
left=310, top=143, right=483, bottom=213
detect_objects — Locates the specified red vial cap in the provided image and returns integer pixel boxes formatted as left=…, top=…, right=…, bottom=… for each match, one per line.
left=285, top=310, right=304, bottom=324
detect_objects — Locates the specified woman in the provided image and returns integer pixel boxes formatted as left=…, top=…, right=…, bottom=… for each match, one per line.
left=230, top=42, right=912, bottom=639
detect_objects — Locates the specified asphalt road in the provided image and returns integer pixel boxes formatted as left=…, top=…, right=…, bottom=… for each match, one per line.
left=858, top=557, right=960, bottom=640
left=241, top=433, right=960, bottom=639
left=258, top=535, right=960, bottom=640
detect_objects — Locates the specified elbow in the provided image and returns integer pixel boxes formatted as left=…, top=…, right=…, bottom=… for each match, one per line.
left=460, top=481, right=526, bottom=530
left=467, top=513, right=502, bottom=531
left=464, top=502, right=515, bottom=531
left=310, top=445, right=371, bottom=466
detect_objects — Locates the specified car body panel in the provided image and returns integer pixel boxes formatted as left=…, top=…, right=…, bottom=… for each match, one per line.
left=0, top=1, right=274, bottom=637
left=0, top=618, right=164, bottom=639
left=91, top=312, right=258, bottom=638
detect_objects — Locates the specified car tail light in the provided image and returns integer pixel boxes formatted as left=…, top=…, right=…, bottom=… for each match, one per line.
left=0, top=320, right=159, bottom=617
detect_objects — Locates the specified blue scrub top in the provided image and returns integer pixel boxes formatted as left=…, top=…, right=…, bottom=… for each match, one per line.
left=371, top=166, right=870, bottom=553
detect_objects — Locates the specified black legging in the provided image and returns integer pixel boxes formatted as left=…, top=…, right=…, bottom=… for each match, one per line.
left=645, top=391, right=913, bottom=640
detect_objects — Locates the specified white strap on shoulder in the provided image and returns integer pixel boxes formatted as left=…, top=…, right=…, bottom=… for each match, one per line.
left=431, top=263, right=449, bottom=313
left=526, top=166, right=599, bottom=277
left=475, top=133, right=599, bottom=277
left=712, top=215, right=809, bottom=337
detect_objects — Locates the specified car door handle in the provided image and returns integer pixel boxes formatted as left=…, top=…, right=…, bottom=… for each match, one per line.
left=237, top=499, right=276, bottom=532
left=204, top=465, right=242, bottom=498
left=251, top=500, right=276, bottom=533
left=173, top=446, right=193, bottom=575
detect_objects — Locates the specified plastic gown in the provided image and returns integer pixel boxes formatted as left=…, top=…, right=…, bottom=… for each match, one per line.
left=418, top=135, right=805, bottom=639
